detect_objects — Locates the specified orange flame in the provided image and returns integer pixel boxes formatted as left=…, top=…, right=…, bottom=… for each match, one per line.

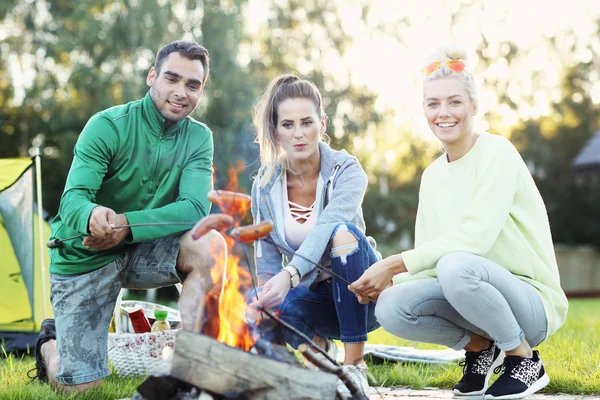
left=202, top=163, right=255, bottom=351
left=203, top=236, right=254, bottom=351
left=223, top=161, right=245, bottom=192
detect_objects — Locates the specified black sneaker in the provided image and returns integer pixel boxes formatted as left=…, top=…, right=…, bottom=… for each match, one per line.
left=484, top=350, right=550, bottom=399
left=26, top=318, right=56, bottom=383
left=453, top=342, right=505, bottom=396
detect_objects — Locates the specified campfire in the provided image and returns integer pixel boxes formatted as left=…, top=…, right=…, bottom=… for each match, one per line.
left=132, top=170, right=367, bottom=400
left=201, top=213, right=254, bottom=352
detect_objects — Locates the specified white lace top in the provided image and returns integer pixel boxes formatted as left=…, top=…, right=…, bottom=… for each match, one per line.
left=283, top=173, right=323, bottom=250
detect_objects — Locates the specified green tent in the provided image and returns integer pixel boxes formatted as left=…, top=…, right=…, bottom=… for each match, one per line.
left=0, top=157, right=53, bottom=354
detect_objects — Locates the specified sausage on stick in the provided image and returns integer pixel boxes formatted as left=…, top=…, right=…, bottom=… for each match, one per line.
left=190, top=213, right=235, bottom=240
left=229, top=221, right=274, bottom=243
left=207, top=190, right=252, bottom=218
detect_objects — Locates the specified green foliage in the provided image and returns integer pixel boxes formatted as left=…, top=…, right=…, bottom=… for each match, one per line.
left=473, top=28, right=600, bottom=249
left=0, top=0, right=385, bottom=217
left=198, top=0, right=257, bottom=192
left=0, top=0, right=208, bottom=213
left=2, top=1, right=600, bottom=250
left=361, top=131, right=441, bottom=247
left=508, top=64, right=600, bottom=248
left=241, top=0, right=385, bottom=176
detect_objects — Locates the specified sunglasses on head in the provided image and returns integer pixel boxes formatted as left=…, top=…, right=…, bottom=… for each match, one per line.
left=422, top=60, right=466, bottom=76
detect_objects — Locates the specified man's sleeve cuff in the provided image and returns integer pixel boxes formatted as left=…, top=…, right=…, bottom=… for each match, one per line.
left=79, top=203, right=99, bottom=234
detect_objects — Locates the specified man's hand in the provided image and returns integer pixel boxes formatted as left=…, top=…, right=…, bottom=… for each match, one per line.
left=83, top=213, right=130, bottom=250
left=349, top=254, right=406, bottom=304
left=256, top=271, right=292, bottom=310
left=88, top=206, right=118, bottom=238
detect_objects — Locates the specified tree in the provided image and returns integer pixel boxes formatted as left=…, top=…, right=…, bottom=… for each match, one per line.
left=1, top=0, right=388, bottom=218
left=0, top=0, right=253, bottom=214
left=509, top=62, right=600, bottom=248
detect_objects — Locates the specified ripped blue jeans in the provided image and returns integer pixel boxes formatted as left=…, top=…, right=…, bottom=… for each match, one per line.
left=275, top=223, right=380, bottom=347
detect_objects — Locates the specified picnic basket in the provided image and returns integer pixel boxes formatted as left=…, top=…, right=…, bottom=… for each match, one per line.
left=107, top=288, right=181, bottom=377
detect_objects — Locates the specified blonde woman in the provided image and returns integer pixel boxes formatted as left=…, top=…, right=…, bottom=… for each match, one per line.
left=351, top=46, right=568, bottom=399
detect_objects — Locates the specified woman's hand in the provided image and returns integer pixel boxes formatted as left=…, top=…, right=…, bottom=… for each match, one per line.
left=245, top=298, right=261, bottom=325
left=256, top=271, right=292, bottom=310
left=349, top=254, right=406, bottom=303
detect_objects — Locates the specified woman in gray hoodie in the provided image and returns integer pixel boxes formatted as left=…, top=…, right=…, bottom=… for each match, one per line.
left=249, top=73, right=380, bottom=395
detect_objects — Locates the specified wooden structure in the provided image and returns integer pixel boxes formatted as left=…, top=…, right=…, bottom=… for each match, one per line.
left=573, top=130, right=600, bottom=173
left=169, top=330, right=338, bottom=399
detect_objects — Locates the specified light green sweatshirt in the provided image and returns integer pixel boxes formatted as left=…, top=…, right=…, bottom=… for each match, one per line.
left=400, top=133, right=568, bottom=338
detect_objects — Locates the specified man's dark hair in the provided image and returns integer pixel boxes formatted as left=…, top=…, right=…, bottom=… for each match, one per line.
left=154, top=40, right=210, bottom=86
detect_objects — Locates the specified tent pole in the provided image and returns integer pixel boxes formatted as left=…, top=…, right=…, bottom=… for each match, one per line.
left=34, top=148, right=49, bottom=320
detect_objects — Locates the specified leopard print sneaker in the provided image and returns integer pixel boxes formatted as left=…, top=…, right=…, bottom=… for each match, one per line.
left=484, top=350, right=550, bottom=399
left=453, top=342, right=505, bottom=396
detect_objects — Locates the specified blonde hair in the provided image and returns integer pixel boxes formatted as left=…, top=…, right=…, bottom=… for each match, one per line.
left=253, top=73, right=327, bottom=187
left=423, top=44, right=478, bottom=103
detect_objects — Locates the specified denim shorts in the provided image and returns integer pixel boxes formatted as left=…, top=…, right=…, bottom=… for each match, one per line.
left=49, top=233, right=184, bottom=385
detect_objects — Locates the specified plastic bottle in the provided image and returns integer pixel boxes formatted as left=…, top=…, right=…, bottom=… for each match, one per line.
left=151, top=310, right=170, bottom=332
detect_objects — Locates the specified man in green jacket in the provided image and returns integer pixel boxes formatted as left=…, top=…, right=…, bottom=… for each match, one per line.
left=30, top=40, right=223, bottom=393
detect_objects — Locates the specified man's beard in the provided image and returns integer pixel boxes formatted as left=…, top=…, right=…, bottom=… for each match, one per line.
left=150, top=87, right=188, bottom=124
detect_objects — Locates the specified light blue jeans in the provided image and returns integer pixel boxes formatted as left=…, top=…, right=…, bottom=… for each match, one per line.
left=50, top=233, right=184, bottom=385
left=375, top=252, right=547, bottom=351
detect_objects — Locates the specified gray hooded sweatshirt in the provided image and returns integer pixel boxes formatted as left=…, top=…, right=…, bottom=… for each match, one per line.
left=251, top=142, right=377, bottom=289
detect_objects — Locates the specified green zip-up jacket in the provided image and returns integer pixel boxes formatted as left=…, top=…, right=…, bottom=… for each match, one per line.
left=49, top=92, right=213, bottom=275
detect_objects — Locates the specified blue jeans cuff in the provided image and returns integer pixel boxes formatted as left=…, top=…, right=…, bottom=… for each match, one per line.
left=340, top=334, right=368, bottom=343
left=56, top=367, right=110, bottom=385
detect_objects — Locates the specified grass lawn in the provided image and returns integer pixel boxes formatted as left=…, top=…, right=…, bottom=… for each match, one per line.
left=1, top=299, right=598, bottom=399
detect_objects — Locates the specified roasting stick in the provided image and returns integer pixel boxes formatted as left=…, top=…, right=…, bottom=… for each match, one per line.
left=299, top=348, right=347, bottom=400
left=46, top=221, right=198, bottom=248
left=271, top=246, right=380, bottom=304
left=258, top=307, right=369, bottom=400
left=48, top=189, right=251, bottom=249
left=257, top=306, right=337, bottom=366
left=188, top=213, right=274, bottom=332
left=208, top=190, right=352, bottom=286
left=247, top=254, right=375, bottom=399
left=291, top=252, right=353, bottom=286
